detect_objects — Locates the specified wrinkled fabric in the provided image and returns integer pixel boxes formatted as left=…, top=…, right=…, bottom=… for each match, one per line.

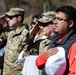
left=42, top=47, right=66, bottom=75
left=22, top=55, right=39, bottom=75
left=4, top=25, right=28, bottom=75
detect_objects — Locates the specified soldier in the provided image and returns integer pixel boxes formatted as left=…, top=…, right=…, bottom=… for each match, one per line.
left=37, top=11, right=58, bottom=55
left=3, top=8, right=29, bottom=75
left=20, top=11, right=57, bottom=75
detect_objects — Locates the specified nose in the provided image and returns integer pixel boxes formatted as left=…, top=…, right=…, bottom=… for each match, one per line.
left=6, top=17, right=10, bottom=22
left=53, top=19, right=58, bottom=24
left=40, top=25, right=44, bottom=29
left=53, top=20, right=58, bottom=27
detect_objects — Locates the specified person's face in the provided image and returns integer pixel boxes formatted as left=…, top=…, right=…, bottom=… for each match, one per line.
left=6, top=16, right=18, bottom=27
left=53, top=12, right=74, bottom=35
left=39, top=23, right=54, bottom=36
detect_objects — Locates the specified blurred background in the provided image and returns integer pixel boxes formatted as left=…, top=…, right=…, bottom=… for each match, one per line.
left=0, top=0, right=76, bottom=24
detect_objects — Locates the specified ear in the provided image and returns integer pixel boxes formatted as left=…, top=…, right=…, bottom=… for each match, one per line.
left=18, top=16, right=22, bottom=21
left=69, top=20, right=74, bottom=28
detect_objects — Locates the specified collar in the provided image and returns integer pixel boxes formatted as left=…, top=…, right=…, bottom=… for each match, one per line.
left=15, top=25, right=25, bottom=34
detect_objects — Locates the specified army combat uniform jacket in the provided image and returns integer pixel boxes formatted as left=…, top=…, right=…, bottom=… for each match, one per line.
left=4, top=25, right=28, bottom=75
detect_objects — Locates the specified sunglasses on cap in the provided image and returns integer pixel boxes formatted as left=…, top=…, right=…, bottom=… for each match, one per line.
left=6, top=15, right=19, bottom=19
left=40, top=21, right=54, bottom=27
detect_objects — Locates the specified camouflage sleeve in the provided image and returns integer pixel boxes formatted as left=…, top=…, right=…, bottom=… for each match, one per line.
left=22, top=31, right=35, bottom=55
left=39, top=39, right=52, bottom=55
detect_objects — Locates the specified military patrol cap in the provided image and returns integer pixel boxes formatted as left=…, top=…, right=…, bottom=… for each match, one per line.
left=38, top=11, right=55, bottom=23
left=5, top=8, right=24, bottom=16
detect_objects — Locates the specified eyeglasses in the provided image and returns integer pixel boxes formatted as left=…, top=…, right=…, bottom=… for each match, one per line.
left=8, top=16, right=15, bottom=19
left=54, top=17, right=67, bottom=22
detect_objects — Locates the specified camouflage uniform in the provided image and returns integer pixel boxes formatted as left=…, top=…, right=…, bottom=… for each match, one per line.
left=39, top=38, right=52, bottom=55
left=3, top=8, right=29, bottom=75
left=37, top=11, right=56, bottom=75
left=20, top=11, right=55, bottom=75
left=4, top=25, right=28, bottom=75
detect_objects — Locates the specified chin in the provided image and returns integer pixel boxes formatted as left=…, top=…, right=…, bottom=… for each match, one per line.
left=54, top=30, right=58, bottom=33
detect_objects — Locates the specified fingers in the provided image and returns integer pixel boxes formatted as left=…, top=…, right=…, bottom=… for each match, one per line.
left=46, top=48, right=58, bottom=59
left=0, top=15, right=6, bottom=20
left=0, top=15, right=6, bottom=24
left=30, top=24, right=40, bottom=36
left=23, top=52, right=29, bottom=57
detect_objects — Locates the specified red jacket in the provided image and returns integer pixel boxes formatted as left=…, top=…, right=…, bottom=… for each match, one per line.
left=36, top=42, right=76, bottom=75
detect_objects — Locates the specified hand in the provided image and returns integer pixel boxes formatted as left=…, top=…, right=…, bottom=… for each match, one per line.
left=22, top=52, right=29, bottom=57
left=0, top=15, right=6, bottom=20
left=29, top=23, right=40, bottom=36
left=46, top=47, right=58, bottom=59
left=0, top=15, right=6, bottom=24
